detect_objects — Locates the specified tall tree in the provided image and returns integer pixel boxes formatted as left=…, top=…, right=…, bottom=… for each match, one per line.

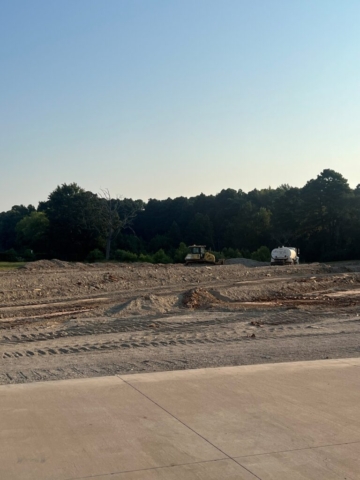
left=40, top=183, right=102, bottom=260
left=271, top=187, right=302, bottom=246
left=99, top=189, right=143, bottom=260
left=300, top=169, right=351, bottom=259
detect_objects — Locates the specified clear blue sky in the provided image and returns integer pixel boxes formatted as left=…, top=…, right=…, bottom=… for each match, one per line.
left=1, top=0, right=359, bottom=211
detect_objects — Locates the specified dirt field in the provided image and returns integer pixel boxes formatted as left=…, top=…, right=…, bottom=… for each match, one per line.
left=1, top=259, right=360, bottom=384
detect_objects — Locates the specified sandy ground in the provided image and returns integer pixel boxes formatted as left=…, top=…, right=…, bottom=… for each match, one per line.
left=1, top=259, right=360, bottom=384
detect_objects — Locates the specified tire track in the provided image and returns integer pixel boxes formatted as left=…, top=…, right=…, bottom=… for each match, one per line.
left=1, top=307, right=331, bottom=345
left=2, top=325, right=358, bottom=361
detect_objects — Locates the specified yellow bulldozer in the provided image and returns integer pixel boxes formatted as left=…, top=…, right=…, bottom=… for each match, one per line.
left=184, top=245, right=224, bottom=265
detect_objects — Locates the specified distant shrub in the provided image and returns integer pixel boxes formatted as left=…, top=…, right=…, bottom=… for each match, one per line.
left=138, top=253, right=154, bottom=263
left=251, top=246, right=270, bottom=262
left=114, top=249, right=138, bottom=262
left=0, top=249, right=19, bottom=262
left=22, top=249, right=36, bottom=261
left=173, top=242, right=189, bottom=263
left=153, top=249, right=172, bottom=264
left=87, top=249, right=105, bottom=263
left=208, top=250, right=224, bottom=261
left=222, top=247, right=242, bottom=259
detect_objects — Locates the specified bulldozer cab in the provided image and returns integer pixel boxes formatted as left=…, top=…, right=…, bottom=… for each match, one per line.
left=185, top=245, right=217, bottom=265
left=188, top=245, right=206, bottom=258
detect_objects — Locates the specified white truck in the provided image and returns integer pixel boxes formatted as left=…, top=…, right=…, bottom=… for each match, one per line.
left=270, top=246, right=299, bottom=266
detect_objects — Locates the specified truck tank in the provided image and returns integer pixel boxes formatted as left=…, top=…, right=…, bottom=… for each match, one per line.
left=271, top=247, right=299, bottom=266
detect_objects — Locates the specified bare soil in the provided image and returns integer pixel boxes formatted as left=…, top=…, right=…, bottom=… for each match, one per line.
left=1, top=259, right=360, bottom=384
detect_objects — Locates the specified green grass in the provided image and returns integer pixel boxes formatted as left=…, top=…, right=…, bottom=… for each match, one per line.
left=0, top=262, right=26, bottom=270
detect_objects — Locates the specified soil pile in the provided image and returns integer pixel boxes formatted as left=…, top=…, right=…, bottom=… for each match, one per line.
left=109, top=294, right=179, bottom=317
left=182, top=288, right=221, bottom=309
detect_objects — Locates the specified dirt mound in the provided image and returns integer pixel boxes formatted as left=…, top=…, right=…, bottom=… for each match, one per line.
left=20, top=259, right=95, bottom=271
left=108, top=294, right=179, bottom=317
left=182, top=288, right=222, bottom=309
left=224, top=258, right=268, bottom=267
left=20, top=260, right=57, bottom=271
left=51, top=259, right=77, bottom=268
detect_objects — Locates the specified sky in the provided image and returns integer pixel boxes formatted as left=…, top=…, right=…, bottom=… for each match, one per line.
left=1, top=0, right=360, bottom=211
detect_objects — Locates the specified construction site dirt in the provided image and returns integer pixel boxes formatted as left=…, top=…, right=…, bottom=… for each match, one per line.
left=1, top=259, right=360, bottom=385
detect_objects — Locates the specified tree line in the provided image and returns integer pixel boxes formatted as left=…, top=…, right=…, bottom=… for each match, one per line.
left=1, top=169, right=359, bottom=264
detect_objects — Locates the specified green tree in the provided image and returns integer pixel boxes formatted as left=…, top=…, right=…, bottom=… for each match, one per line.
left=40, top=183, right=102, bottom=261
left=300, top=169, right=351, bottom=259
left=186, top=213, right=214, bottom=247
left=271, top=187, right=302, bottom=246
left=167, top=221, right=181, bottom=246
left=0, top=205, right=35, bottom=250
left=16, top=211, right=50, bottom=253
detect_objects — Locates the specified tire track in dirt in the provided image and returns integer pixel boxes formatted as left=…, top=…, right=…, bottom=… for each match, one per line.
left=2, top=321, right=358, bottom=361
left=1, top=328, right=360, bottom=385
left=0, top=305, right=349, bottom=346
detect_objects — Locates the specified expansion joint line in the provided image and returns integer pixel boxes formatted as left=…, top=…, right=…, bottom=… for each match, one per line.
left=116, top=375, right=263, bottom=480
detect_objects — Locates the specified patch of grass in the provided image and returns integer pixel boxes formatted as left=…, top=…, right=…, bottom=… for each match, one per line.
left=0, top=262, right=26, bottom=270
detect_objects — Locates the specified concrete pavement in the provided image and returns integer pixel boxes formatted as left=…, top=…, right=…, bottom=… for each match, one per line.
left=1, top=358, right=360, bottom=479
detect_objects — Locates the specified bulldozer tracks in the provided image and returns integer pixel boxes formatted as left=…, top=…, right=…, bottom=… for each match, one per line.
left=1, top=307, right=360, bottom=385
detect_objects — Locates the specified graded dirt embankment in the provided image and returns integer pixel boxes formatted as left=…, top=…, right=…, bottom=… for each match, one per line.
left=1, top=260, right=360, bottom=384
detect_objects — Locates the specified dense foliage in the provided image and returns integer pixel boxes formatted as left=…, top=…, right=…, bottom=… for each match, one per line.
left=1, top=170, right=359, bottom=263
